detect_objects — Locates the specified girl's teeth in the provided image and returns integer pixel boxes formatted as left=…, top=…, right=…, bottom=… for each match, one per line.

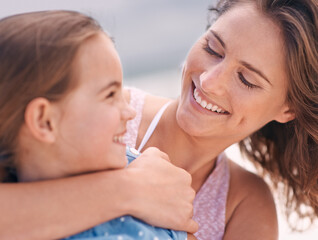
left=113, top=135, right=124, bottom=143
left=196, top=96, right=202, bottom=104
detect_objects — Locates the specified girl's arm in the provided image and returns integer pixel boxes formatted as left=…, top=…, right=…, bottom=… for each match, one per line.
left=0, top=148, right=198, bottom=240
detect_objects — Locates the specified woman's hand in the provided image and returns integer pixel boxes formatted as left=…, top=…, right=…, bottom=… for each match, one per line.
left=187, top=233, right=198, bottom=240
left=124, top=147, right=198, bottom=233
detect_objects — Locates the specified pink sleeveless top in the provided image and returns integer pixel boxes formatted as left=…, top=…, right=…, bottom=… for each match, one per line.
left=124, top=87, right=230, bottom=240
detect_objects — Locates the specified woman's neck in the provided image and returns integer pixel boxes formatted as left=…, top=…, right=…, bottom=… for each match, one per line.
left=140, top=100, right=232, bottom=190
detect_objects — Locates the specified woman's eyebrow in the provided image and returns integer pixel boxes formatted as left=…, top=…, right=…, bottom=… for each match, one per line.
left=210, top=29, right=272, bottom=85
left=240, top=61, right=272, bottom=85
left=210, top=30, right=226, bottom=49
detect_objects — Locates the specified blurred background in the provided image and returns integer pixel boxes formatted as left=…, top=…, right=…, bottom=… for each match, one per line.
left=1, top=0, right=317, bottom=239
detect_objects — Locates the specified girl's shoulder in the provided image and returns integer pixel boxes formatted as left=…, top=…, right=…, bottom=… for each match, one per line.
left=224, top=158, right=278, bottom=240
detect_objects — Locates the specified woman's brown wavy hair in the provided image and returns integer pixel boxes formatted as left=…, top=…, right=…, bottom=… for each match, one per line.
left=210, top=0, right=318, bottom=230
left=0, top=11, right=102, bottom=182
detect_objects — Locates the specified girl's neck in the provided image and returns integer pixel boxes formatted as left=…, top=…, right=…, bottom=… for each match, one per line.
left=17, top=154, right=58, bottom=183
left=16, top=132, right=63, bottom=182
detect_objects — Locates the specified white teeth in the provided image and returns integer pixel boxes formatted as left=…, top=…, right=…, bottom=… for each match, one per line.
left=113, top=135, right=124, bottom=143
left=200, top=100, right=207, bottom=108
left=206, top=103, right=212, bottom=110
left=211, top=105, right=218, bottom=112
left=194, top=89, right=199, bottom=98
left=193, top=87, right=226, bottom=114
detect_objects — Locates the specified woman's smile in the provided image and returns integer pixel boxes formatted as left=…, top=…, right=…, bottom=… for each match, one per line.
left=189, top=81, right=230, bottom=117
left=193, top=88, right=229, bottom=114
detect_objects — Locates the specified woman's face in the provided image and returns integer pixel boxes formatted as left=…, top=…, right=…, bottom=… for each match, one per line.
left=53, top=32, right=135, bottom=176
left=177, top=3, right=294, bottom=141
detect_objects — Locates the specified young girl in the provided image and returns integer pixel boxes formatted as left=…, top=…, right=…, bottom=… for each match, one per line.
left=0, top=10, right=196, bottom=239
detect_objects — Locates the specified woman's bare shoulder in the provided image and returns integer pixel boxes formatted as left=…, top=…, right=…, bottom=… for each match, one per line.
left=124, top=87, right=173, bottom=147
left=144, top=93, right=171, bottom=116
left=125, top=87, right=171, bottom=121
left=123, top=87, right=170, bottom=110
left=224, top=158, right=278, bottom=240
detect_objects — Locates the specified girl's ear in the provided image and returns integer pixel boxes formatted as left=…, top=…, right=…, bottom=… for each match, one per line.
left=24, top=97, right=57, bottom=143
left=274, top=104, right=295, bottom=123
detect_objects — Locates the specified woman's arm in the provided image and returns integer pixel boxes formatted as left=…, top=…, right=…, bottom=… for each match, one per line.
left=0, top=148, right=198, bottom=240
left=0, top=171, right=126, bottom=240
left=223, top=161, right=278, bottom=240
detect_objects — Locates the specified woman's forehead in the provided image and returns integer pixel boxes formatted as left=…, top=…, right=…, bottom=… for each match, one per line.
left=210, top=4, right=287, bottom=87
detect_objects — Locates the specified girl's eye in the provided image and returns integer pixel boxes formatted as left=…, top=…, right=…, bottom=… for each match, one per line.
left=106, top=91, right=116, bottom=99
left=238, top=72, right=258, bottom=89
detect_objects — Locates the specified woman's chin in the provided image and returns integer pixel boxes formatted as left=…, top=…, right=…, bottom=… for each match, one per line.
left=176, top=112, right=206, bottom=137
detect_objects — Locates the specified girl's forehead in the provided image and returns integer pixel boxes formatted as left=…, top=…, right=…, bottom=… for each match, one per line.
left=70, top=33, right=122, bottom=89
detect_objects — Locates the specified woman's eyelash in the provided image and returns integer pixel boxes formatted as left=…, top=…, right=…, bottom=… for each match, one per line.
left=203, top=46, right=223, bottom=58
left=238, top=72, right=257, bottom=89
left=203, top=43, right=223, bottom=58
left=203, top=39, right=258, bottom=90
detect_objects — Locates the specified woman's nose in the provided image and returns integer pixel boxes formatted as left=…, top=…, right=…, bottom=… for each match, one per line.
left=199, top=63, right=229, bottom=95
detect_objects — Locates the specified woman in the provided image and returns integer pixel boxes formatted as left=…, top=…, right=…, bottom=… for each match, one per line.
left=125, top=0, right=318, bottom=239
left=1, top=0, right=317, bottom=239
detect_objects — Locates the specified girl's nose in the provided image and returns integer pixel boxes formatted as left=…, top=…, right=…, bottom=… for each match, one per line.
left=121, top=100, right=136, bottom=121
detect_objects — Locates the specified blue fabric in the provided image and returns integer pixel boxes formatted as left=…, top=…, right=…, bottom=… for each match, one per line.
left=64, top=147, right=187, bottom=240
left=126, top=146, right=140, bottom=164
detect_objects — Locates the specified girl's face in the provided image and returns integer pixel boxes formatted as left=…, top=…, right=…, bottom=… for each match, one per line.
left=177, top=3, right=294, bottom=142
left=53, top=33, right=135, bottom=176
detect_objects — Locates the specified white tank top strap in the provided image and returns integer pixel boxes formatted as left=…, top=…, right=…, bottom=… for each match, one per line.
left=137, top=101, right=171, bottom=152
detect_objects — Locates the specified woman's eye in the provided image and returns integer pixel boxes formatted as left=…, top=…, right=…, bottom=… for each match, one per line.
left=238, top=72, right=257, bottom=89
left=203, top=42, right=223, bottom=58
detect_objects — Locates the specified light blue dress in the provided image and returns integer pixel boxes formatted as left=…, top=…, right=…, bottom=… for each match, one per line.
left=63, top=147, right=187, bottom=240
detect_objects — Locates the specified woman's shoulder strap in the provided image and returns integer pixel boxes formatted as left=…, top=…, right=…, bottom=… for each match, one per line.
left=137, top=101, right=171, bottom=152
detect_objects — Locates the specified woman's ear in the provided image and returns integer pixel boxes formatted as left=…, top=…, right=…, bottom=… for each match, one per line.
left=24, top=97, right=57, bottom=143
left=274, top=104, right=295, bottom=123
